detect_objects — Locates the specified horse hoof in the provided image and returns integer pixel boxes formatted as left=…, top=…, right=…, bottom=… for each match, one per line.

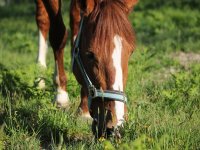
left=56, top=102, right=69, bottom=109
left=35, top=78, right=45, bottom=89
left=55, top=91, right=70, bottom=108
left=81, top=113, right=92, bottom=119
left=77, top=108, right=92, bottom=119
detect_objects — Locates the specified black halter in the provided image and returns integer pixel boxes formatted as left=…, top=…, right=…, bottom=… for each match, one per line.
left=71, top=15, right=127, bottom=108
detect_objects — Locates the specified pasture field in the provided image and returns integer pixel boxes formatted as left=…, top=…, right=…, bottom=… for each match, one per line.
left=0, top=1, right=200, bottom=149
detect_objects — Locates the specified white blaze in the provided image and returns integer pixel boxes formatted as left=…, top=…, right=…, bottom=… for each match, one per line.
left=112, top=35, right=124, bottom=126
left=37, top=30, right=48, bottom=68
left=54, top=61, right=69, bottom=108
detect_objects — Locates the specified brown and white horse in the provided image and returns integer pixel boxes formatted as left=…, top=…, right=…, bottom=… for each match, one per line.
left=35, top=0, right=137, bottom=138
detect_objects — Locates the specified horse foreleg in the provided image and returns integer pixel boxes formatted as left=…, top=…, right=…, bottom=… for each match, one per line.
left=35, top=0, right=50, bottom=88
left=53, top=50, right=69, bottom=108
left=48, top=2, right=69, bottom=108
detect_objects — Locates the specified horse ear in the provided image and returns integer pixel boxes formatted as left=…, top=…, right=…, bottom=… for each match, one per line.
left=79, top=0, right=95, bottom=16
left=124, top=0, right=138, bottom=12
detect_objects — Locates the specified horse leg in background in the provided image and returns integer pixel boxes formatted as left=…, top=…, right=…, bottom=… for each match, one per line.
left=70, top=0, right=81, bottom=45
left=70, top=0, right=91, bottom=117
left=77, top=87, right=91, bottom=118
left=45, top=0, right=69, bottom=108
left=35, top=0, right=50, bottom=89
left=69, top=0, right=94, bottom=43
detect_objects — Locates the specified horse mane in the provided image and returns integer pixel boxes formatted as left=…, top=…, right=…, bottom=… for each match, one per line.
left=86, top=0, right=135, bottom=57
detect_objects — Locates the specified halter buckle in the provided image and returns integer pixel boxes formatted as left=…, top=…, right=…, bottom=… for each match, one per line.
left=88, top=86, right=97, bottom=98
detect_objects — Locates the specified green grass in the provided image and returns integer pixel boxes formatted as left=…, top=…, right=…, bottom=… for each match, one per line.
left=0, top=1, right=200, bottom=149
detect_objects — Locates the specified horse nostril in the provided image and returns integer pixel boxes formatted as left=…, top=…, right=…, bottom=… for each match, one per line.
left=106, top=127, right=114, bottom=138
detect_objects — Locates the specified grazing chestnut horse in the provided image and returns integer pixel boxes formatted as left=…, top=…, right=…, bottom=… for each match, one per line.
left=35, top=0, right=137, bottom=138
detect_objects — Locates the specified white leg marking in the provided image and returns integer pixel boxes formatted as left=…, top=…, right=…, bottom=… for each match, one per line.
left=36, top=30, right=48, bottom=89
left=112, top=35, right=124, bottom=126
left=78, top=107, right=92, bottom=119
left=54, top=61, right=69, bottom=108
left=35, top=77, right=46, bottom=89
left=37, top=30, right=48, bottom=68
left=55, top=87, right=69, bottom=108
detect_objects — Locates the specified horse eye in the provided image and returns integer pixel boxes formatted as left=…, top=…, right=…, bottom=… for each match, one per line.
left=86, top=51, right=95, bottom=60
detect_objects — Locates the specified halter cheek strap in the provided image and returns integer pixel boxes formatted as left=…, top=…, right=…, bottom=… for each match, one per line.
left=72, top=16, right=127, bottom=109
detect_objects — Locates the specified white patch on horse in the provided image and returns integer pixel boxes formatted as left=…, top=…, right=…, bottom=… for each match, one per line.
left=54, top=61, right=69, bottom=108
left=35, top=77, right=45, bottom=89
left=79, top=108, right=92, bottom=119
left=73, top=35, right=77, bottom=43
left=112, top=35, right=124, bottom=126
left=35, top=30, right=48, bottom=89
left=55, top=87, right=69, bottom=108
left=37, top=30, right=48, bottom=68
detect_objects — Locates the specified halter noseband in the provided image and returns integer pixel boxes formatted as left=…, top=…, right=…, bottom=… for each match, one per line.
left=72, top=15, right=127, bottom=108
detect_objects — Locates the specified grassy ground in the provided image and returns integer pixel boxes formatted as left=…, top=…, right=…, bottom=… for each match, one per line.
left=0, top=1, right=200, bottom=149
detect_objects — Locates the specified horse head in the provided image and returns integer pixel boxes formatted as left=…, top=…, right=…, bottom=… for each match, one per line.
left=72, top=0, right=137, bottom=138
